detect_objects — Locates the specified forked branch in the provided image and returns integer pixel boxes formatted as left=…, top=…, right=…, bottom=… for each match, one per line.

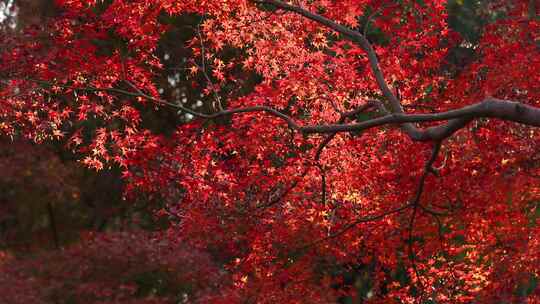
left=29, top=79, right=540, bottom=143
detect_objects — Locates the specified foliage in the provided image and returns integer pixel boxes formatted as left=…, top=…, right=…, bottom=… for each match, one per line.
left=0, top=0, right=539, bottom=303
left=0, top=231, right=222, bottom=303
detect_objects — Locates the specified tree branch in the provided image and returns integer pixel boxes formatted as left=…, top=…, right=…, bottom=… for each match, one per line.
left=252, top=1, right=540, bottom=143
left=302, top=98, right=540, bottom=140
left=29, top=79, right=540, bottom=143
left=294, top=203, right=412, bottom=253
left=254, top=0, right=424, bottom=138
left=406, top=141, right=442, bottom=293
left=314, top=100, right=380, bottom=161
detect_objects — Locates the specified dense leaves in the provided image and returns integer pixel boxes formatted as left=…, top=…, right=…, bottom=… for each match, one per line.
left=1, top=0, right=540, bottom=303
left=0, top=231, right=222, bottom=303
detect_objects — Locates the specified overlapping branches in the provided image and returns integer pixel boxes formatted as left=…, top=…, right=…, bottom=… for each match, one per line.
left=30, top=79, right=540, bottom=142
left=252, top=0, right=538, bottom=142
left=21, top=0, right=540, bottom=143
left=30, top=0, right=540, bottom=146
left=16, top=0, right=540, bottom=257
left=20, top=1, right=540, bottom=144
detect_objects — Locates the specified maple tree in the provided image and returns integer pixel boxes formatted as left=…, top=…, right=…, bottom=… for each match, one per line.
left=1, top=0, right=540, bottom=302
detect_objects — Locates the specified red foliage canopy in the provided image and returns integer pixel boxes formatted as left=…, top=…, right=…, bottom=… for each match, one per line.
left=1, top=0, right=540, bottom=302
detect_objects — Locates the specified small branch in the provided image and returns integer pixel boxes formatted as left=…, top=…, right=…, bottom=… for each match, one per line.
left=195, top=23, right=224, bottom=111
left=294, top=203, right=412, bottom=252
left=314, top=100, right=380, bottom=161
left=46, top=202, right=60, bottom=250
left=363, top=3, right=397, bottom=37
left=255, top=165, right=310, bottom=211
left=407, top=141, right=442, bottom=294
left=318, top=163, right=326, bottom=205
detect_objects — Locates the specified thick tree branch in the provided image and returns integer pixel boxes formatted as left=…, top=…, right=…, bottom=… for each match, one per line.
left=253, top=1, right=540, bottom=143
left=255, top=0, right=423, bottom=138
left=302, top=98, right=540, bottom=140
left=29, top=79, right=540, bottom=142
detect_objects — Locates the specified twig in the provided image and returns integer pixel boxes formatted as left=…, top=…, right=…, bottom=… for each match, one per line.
left=293, top=203, right=413, bottom=253
left=407, top=141, right=442, bottom=296
left=195, top=23, right=224, bottom=111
